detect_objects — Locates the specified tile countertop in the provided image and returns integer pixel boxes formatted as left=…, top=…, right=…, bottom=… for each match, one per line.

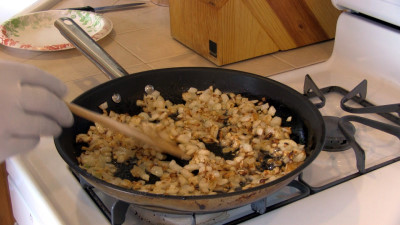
left=0, top=0, right=335, bottom=102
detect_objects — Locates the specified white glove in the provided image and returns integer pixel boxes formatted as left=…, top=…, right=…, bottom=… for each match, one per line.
left=0, top=60, right=74, bottom=161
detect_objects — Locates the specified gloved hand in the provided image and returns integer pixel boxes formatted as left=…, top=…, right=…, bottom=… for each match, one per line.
left=0, top=60, right=74, bottom=162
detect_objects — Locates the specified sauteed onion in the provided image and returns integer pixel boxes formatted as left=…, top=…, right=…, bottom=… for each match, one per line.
left=76, top=86, right=306, bottom=195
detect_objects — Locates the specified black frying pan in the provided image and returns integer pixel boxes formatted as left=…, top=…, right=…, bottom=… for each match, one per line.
left=53, top=18, right=325, bottom=213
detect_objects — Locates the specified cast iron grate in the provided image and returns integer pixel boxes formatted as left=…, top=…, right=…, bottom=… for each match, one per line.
left=300, top=75, right=400, bottom=193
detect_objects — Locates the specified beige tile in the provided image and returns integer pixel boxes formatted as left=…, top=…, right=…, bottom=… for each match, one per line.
left=223, top=55, right=295, bottom=77
left=23, top=36, right=144, bottom=82
left=64, top=74, right=109, bottom=102
left=0, top=46, right=43, bottom=63
left=100, top=36, right=144, bottom=68
left=147, top=52, right=216, bottom=69
left=106, top=1, right=170, bottom=35
left=123, top=63, right=152, bottom=74
left=23, top=49, right=95, bottom=82
left=272, top=40, right=334, bottom=68
left=64, top=64, right=152, bottom=101
left=114, top=26, right=191, bottom=63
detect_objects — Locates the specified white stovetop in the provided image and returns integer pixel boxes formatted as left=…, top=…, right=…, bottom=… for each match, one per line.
left=7, top=136, right=400, bottom=225
left=5, top=9, right=400, bottom=225
left=244, top=163, right=400, bottom=225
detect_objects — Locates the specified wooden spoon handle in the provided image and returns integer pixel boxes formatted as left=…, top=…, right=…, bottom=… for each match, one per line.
left=66, top=102, right=190, bottom=160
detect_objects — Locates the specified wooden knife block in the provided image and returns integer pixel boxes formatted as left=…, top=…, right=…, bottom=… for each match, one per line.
left=169, top=0, right=341, bottom=66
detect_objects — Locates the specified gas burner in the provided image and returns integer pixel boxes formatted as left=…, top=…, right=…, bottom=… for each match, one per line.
left=131, top=207, right=196, bottom=225
left=130, top=206, right=234, bottom=225
left=322, top=116, right=355, bottom=151
left=300, top=75, right=400, bottom=193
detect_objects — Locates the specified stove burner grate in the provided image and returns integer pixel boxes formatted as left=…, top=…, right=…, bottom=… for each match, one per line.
left=322, top=116, right=355, bottom=151
left=302, top=75, right=400, bottom=193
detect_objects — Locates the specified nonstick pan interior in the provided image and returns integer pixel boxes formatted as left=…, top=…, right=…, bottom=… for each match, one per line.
left=56, top=67, right=323, bottom=189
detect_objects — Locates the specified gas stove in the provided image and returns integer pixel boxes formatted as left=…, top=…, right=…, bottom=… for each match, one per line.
left=5, top=1, right=400, bottom=225
left=72, top=71, right=399, bottom=225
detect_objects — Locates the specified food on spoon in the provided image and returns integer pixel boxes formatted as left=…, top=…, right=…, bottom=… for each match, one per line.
left=76, top=86, right=306, bottom=195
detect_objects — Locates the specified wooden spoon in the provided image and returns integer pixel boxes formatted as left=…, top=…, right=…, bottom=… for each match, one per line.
left=66, top=102, right=190, bottom=160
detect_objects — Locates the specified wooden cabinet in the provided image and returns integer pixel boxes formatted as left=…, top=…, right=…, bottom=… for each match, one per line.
left=169, top=0, right=341, bottom=65
left=0, top=163, right=15, bottom=225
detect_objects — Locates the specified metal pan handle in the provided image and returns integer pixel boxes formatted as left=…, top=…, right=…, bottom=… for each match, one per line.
left=54, top=17, right=129, bottom=80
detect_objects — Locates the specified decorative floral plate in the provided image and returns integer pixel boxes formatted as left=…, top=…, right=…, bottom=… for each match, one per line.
left=0, top=10, right=113, bottom=51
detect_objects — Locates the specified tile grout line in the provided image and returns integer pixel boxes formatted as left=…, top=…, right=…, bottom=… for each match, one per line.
left=113, top=36, right=196, bottom=68
left=271, top=54, right=299, bottom=68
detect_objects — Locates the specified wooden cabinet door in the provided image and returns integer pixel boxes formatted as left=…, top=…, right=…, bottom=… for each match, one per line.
left=0, top=162, right=15, bottom=225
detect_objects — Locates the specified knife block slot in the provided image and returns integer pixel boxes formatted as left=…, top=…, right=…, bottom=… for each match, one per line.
left=209, top=40, right=217, bottom=58
left=169, top=0, right=341, bottom=66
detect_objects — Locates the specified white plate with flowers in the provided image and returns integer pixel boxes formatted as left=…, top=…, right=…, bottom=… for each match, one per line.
left=0, top=10, right=113, bottom=51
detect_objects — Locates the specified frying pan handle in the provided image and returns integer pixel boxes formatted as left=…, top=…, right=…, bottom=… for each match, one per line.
left=54, top=17, right=129, bottom=80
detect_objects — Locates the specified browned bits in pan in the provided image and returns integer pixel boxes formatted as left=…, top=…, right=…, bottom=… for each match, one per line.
left=76, top=86, right=306, bottom=195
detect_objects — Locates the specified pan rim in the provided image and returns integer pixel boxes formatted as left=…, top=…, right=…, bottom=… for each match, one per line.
left=54, top=67, right=325, bottom=201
